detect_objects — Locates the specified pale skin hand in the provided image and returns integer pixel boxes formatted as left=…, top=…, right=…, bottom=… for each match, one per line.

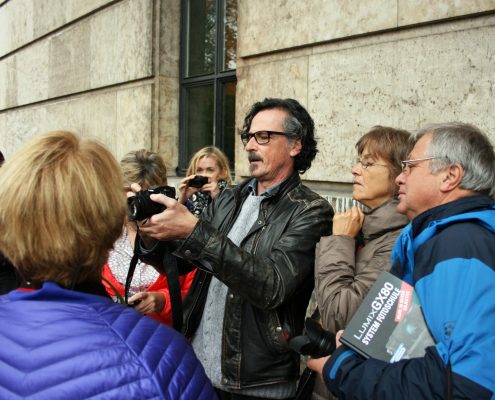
left=178, top=175, right=221, bottom=204
left=128, top=291, right=165, bottom=315
left=306, top=330, right=344, bottom=377
left=332, top=206, right=365, bottom=238
left=130, top=183, right=198, bottom=242
left=201, top=180, right=221, bottom=198
left=178, top=175, right=201, bottom=204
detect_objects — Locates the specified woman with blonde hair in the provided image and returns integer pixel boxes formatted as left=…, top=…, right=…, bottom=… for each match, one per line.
left=0, top=131, right=215, bottom=399
left=178, top=146, right=232, bottom=216
left=102, top=149, right=196, bottom=325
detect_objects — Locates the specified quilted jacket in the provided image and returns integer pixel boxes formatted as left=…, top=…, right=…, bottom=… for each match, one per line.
left=0, top=282, right=217, bottom=400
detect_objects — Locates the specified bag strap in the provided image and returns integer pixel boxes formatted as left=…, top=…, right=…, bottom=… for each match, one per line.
left=295, top=367, right=317, bottom=400
left=161, top=252, right=183, bottom=331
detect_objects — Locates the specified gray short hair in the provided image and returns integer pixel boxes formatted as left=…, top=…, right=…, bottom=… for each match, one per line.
left=416, top=123, right=495, bottom=196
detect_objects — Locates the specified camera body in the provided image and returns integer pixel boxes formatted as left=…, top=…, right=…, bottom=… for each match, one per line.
left=288, top=318, right=336, bottom=358
left=127, top=185, right=176, bottom=221
left=188, top=175, right=208, bottom=188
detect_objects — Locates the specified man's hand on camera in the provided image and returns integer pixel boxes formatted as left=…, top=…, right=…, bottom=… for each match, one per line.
left=130, top=183, right=198, bottom=241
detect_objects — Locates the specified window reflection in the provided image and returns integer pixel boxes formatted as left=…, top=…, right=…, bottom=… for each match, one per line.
left=180, top=0, right=237, bottom=174
left=186, top=0, right=216, bottom=77
left=223, top=0, right=237, bottom=71
left=186, top=85, right=214, bottom=157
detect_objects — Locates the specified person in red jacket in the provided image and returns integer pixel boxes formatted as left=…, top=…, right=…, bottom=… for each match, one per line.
left=102, top=149, right=196, bottom=325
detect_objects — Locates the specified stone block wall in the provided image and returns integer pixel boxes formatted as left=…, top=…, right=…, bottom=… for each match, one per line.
left=1, top=0, right=494, bottom=194
left=236, top=1, right=495, bottom=195
left=0, top=0, right=180, bottom=172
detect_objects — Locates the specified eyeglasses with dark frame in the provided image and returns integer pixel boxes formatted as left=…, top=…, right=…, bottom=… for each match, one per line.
left=240, top=130, right=288, bottom=146
left=400, top=156, right=442, bottom=174
left=355, top=157, right=388, bottom=170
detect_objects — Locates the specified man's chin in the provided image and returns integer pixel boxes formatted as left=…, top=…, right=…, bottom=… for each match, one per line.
left=396, top=200, right=407, bottom=216
left=249, top=164, right=259, bottom=175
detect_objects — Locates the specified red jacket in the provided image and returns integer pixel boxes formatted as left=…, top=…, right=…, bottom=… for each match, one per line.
left=101, top=263, right=196, bottom=326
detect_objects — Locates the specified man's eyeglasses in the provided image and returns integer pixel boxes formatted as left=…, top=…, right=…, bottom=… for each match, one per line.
left=241, top=131, right=288, bottom=146
left=355, top=158, right=388, bottom=169
left=400, top=156, right=441, bottom=174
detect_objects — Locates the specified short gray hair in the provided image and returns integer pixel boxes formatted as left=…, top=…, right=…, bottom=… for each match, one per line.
left=416, top=123, right=495, bottom=196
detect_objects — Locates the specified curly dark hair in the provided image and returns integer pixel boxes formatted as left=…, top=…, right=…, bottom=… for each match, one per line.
left=241, top=98, right=317, bottom=174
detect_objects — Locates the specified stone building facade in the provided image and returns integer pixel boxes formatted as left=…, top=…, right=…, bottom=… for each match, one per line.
left=1, top=0, right=494, bottom=201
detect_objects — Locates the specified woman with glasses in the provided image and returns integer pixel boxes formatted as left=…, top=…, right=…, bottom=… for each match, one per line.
left=310, top=126, right=411, bottom=400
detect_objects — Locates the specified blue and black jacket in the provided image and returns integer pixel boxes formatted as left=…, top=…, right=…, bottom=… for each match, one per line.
left=322, top=195, right=495, bottom=399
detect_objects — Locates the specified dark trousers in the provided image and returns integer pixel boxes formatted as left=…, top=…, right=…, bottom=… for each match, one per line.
left=215, top=388, right=294, bottom=400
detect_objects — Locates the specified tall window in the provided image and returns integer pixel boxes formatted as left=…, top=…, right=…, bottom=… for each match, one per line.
left=179, top=0, right=237, bottom=174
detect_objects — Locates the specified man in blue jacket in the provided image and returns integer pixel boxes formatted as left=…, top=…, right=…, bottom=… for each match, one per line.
left=308, top=122, right=495, bottom=399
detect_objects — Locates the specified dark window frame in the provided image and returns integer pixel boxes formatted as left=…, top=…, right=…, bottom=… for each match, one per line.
left=178, top=0, right=237, bottom=175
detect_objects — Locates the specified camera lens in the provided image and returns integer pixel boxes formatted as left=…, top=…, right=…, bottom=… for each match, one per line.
left=128, top=201, right=139, bottom=220
left=288, top=318, right=336, bottom=358
left=127, top=186, right=174, bottom=221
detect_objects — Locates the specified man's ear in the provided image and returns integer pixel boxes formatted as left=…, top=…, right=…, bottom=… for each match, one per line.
left=440, top=163, right=464, bottom=192
left=289, top=139, right=302, bottom=157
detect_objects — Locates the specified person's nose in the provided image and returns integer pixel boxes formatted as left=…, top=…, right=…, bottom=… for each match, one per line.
left=244, top=135, right=257, bottom=152
left=351, top=162, right=362, bottom=176
left=395, top=171, right=405, bottom=186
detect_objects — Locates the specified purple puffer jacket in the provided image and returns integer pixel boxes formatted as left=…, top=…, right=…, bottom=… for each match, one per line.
left=0, top=282, right=217, bottom=400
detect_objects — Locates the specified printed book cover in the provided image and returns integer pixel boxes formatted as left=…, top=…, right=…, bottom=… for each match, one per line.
left=340, top=271, right=434, bottom=363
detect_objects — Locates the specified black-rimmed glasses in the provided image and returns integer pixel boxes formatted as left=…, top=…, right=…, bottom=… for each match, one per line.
left=240, top=130, right=288, bottom=146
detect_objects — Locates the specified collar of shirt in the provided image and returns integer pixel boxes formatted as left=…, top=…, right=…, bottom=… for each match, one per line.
left=247, top=178, right=285, bottom=197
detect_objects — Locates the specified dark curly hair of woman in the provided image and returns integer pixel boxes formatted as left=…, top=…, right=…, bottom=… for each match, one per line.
left=241, top=98, right=318, bottom=174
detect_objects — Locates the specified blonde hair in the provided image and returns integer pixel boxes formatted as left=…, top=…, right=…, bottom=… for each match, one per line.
left=186, top=146, right=232, bottom=184
left=120, top=149, right=168, bottom=188
left=0, top=131, right=126, bottom=287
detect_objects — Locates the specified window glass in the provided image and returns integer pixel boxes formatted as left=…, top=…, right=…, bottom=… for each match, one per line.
left=186, top=0, right=216, bottom=77
left=223, top=0, right=237, bottom=71
left=180, top=0, right=237, bottom=174
left=185, top=84, right=215, bottom=158
left=221, top=81, right=236, bottom=168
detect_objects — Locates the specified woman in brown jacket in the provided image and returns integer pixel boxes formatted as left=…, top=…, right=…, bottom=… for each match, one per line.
left=311, top=126, right=411, bottom=400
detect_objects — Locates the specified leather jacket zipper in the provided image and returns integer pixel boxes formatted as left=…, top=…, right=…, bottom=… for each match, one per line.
left=251, top=206, right=268, bottom=254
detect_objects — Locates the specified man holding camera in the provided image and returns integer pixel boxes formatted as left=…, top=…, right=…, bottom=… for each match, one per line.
left=308, top=123, right=495, bottom=399
left=134, top=98, right=333, bottom=399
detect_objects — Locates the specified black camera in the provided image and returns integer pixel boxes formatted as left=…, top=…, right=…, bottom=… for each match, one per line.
left=188, top=175, right=208, bottom=188
left=288, top=318, right=336, bottom=358
left=127, top=185, right=176, bottom=221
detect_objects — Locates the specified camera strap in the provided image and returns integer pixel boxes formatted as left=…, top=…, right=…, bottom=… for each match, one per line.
left=125, top=252, right=183, bottom=332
